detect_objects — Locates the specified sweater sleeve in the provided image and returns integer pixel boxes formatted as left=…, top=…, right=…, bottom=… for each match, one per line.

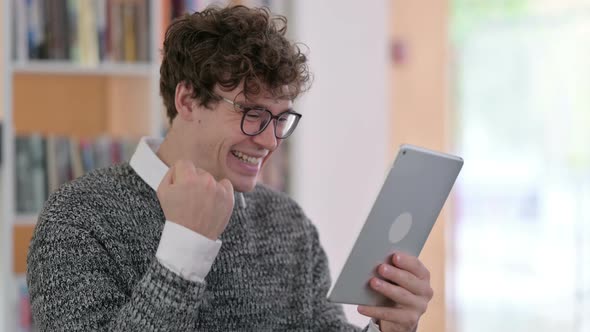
left=308, top=225, right=371, bottom=332
left=27, top=219, right=208, bottom=332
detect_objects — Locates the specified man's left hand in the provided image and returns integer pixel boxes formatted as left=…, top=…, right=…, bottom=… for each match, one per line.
left=357, top=253, right=433, bottom=332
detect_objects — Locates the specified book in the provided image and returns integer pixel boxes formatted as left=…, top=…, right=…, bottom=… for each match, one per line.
left=16, top=275, right=33, bottom=332
left=45, top=135, right=58, bottom=194
left=78, top=0, right=99, bottom=65
left=15, top=135, right=47, bottom=213
left=69, top=137, right=84, bottom=179
left=16, top=133, right=138, bottom=213
left=79, top=138, right=96, bottom=173
left=122, top=2, right=137, bottom=62
left=66, top=0, right=80, bottom=61
left=14, top=0, right=151, bottom=63
left=96, top=0, right=108, bottom=61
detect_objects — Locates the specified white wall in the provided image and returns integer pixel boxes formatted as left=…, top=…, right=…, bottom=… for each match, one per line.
left=291, top=1, right=390, bottom=326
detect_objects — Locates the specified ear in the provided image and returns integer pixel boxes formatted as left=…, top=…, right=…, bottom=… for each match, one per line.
left=174, top=81, right=196, bottom=121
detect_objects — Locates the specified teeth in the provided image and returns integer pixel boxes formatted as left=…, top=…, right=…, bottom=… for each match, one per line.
left=232, top=150, right=261, bottom=165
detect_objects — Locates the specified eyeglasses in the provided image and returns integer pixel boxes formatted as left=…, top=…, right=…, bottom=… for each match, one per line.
left=218, top=95, right=302, bottom=139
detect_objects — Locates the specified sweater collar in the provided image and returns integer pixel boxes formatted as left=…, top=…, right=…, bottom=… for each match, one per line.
left=129, top=137, right=247, bottom=208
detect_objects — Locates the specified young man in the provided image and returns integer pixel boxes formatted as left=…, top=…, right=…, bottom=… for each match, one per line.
left=27, top=6, right=432, bottom=331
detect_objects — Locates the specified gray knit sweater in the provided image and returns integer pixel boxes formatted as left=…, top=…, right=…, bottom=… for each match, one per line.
left=26, top=163, right=368, bottom=331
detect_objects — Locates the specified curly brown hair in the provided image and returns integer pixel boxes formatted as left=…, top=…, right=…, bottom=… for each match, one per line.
left=160, top=5, right=311, bottom=124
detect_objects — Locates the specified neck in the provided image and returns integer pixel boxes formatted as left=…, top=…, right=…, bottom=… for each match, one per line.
left=155, top=127, right=183, bottom=168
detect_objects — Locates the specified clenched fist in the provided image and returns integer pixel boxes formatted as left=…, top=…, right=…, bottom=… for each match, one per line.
left=156, top=160, right=235, bottom=240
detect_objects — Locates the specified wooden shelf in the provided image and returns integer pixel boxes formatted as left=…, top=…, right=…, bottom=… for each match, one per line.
left=13, top=224, right=35, bottom=275
left=12, top=61, right=154, bottom=77
left=13, top=74, right=152, bottom=138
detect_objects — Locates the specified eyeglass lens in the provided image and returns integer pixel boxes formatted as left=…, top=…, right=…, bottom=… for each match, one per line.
left=241, top=108, right=298, bottom=138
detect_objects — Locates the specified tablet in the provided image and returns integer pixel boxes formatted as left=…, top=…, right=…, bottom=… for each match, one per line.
left=327, top=144, right=463, bottom=306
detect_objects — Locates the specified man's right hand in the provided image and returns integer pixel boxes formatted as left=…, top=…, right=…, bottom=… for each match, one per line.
left=157, top=160, right=235, bottom=240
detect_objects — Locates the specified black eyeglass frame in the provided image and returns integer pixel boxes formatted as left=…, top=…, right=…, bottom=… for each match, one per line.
left=217, top=95, right=302, bottom=139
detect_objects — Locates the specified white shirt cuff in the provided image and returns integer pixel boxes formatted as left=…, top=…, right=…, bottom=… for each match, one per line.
left=368, top=319, right=381, bottom=331
left=156, top=220, right=222, bottom=282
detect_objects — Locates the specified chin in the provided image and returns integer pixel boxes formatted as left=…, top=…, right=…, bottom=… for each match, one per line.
left=231, top=178, right=258, bottom=193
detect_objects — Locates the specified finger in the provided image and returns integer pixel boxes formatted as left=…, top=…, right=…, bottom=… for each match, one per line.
left=357, top=305, right=418, bottom=329
left=219, top=178, right=234, bottom=195
left=161, top=164, right=175, bottom=186
left=377, top=264, right=430, bottom=297
left=392, top=253, right=430, bottom=281
left=369, top=277, right=422, bottom=309
left=174, top=160, right=197, bottom=182
left=218, top=179, right=235, bottom=210
left=194, top=167, right=207, bottom=175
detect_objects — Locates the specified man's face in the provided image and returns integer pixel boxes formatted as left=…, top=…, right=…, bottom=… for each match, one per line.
left=177, top=85, right=292, bottom=192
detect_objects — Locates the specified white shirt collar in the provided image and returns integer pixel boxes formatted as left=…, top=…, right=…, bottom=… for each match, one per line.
left=129, top=136, right=247, bottom=208
left=129, top=137, right=168, bottom=191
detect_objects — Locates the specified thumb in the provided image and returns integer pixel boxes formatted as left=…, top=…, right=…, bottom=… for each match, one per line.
left=162, top=164, right=175, bottom=186
left=219, top=178, right=234, bottom=195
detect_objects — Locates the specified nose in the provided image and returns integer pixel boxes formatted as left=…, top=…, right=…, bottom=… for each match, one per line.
left=252, top=121, right=279, bottom=150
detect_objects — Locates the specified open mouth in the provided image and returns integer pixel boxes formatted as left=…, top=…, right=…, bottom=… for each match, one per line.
left=231, top=150, right=262, bottom=165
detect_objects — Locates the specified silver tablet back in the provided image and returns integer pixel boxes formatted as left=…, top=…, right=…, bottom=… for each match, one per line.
left=327, top=144, right=463, bottom=306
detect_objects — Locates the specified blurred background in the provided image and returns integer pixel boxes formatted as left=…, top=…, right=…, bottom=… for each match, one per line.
left=1, top=0, right=589, bottom=331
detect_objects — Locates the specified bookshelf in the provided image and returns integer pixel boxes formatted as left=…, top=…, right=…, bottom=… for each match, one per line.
left=1, top=0, right=9, bottom=331
left=12, top=61, right=153, bottom=76
left=1, top=1, right=163, bottom=331
left=1, top=1, right=293, bottom=331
